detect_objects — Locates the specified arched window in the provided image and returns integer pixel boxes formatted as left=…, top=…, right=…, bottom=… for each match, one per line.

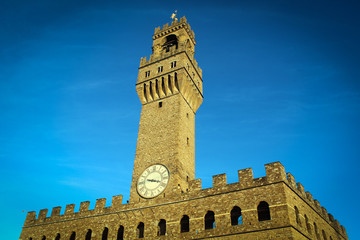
left=204, top=211, right=215, bottom=229
left=117, top=225, right=124, bottom=240
left=158, top=219, right=166, bottom=236
left=149, top=81, right=154, bottom=100
left=137, top=222, right=144, bottom=238
left=143, top=83, right=148, bottom=102
left=155, top=79, right=160, bottom=98
left=174, top=72, right=179, bottom=90
left=85, top=229, right=92, bottom=240
left=168, top=75, right=173, bottom=93
left=42, top=236, right=46, bottom=240
left=102, top=227, right=108, bottom=240
left=305, top=214, right=311, bottom=233
left=163, top=34, right=178, bottom=52
left=29, top=238, right=33, bottom=240
left=180, top=215, right=190, bottom=233
left=257, top=201, right=271, bottom=221
left=231, top=206, right=242, bottom=225
left=55, top=233, right=60, bottom=240
left=322, top=230, right=327, bottom=240
left=294, top=206, right=301, bottom=226
left=70, top=232, right=76, bottom=240
left=161, top=77, right=165, bottom=95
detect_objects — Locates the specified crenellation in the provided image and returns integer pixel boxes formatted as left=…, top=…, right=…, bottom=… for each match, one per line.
left=65, top=204, right=75, bottom=215
left=286, top=172, right=296, bottom=189
left=296, top=182, right=306, bottom=197
left=38, top=209, right=48, bottom=222
left=328, top=213, right=334, bottom=222
left=238, top=168, right=253, bottom=188
left=79, top=201, right=90, bottom=212
left=111, top=195, right=123, bottom=210
left=212, top=173, right=227, bottom=187
left=314, top=199, right=321, bottom=211
left=24, top=211, right=36, bottom=225
left=95, top=198, right=106, bottom=213
left=50, top=206, right=61, bottom=217
left=265, top=161, right=287, bottom=182
left=321, top=207, right=329, bottom=221
left=306, top=191, right=314, bottom=203
left=189, top=179, right=201, bottom=192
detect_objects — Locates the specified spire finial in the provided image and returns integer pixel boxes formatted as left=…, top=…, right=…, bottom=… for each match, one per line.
left=171, top=10, right=178, bottom=22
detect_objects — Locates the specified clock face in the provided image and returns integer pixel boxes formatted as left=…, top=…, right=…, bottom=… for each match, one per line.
left=137, top=164, right=169, bottom=198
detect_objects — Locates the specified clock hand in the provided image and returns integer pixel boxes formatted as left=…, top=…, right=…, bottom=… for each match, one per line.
left=147, top=179, right=160, bottom=183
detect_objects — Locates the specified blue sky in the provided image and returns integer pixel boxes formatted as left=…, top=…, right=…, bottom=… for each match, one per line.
left=1, top=0, right=359, bottom=239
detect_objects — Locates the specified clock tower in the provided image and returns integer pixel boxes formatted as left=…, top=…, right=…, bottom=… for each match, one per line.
left=129, top=16, right=203, bottom=203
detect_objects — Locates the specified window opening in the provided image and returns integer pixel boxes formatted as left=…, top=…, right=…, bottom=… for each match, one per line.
left=187, top=137, right=189, bottom=146
left=205, top=211, right=215, bottom=229
left=143, top=83, right=148, bottom=102
left=174, top=72, right=179, bottom=90
left=163, top=34, right=178, bottom=52
left=149, top=82, right=154, bottom=99
left=85, top=229, right=92, bottom=240
left=70, top=232, right=76, bottom=240
left=314, top=222, right=320, bottom=240
left=168, top=75, right=173, bottom=93
left=102, top=227, right=108, bottom=240
left=305, top=215, right=311, bottom=233
left=180, top=215, right=190, bottom=233
left=171, top=61, right=177, bottom=68
left=161, top=77, right=165, bottom=95
left=159, top=102, right=163, bottom=108
left=158, top=219, right=166, bottom=236
left=158, top=66, right=163, bottom=73
left=42, top=236, right=46, bottom=240
left=231, top=206, right=242, bottom=225
left=145, top=71, right=150, bottom=77
left=295, top=206, right=301, bottom=226
left=257, top=201, right=271, bottom=221
left=155, top=79, right=160, bottom=97
left=117, top=225, right=124, bottom=240
left=137, top=222, right=144, bottom=238
left=55, top=233, right=60, bottom=240
left=322, top=230, right=328, bottom=240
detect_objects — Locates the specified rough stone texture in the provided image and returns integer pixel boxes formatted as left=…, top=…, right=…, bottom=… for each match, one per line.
left=20, top=17, right=347, bottom=240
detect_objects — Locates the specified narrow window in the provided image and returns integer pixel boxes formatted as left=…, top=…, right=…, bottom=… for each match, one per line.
left=159, top=102, right=163, bottom=108
left=186, top=113, right=189, bottom=118
left=187, top=137, right=189, bottom=146
left=42, top=236, right=46, bottom=240
left=180, top=215, right=190, bottom=233
left=295, top=206, right=301, bottom=226
left=257, top=201, right=271, bottom=221
left=85, top=229, right=92, bottom=240
left=171, top=61, right=177, bottom=68
left=117, top=225, right=124, bottom=240
left=70, top=232, right=76, bottom=240
left=102, top=227, right=108, bottom=240
left=137, top=222, right=144, bottom=238
left=231, top=206, right=242, bottom=225
left=158, top=66, right=163, bottom=73
left=158, top=219, right=166, bottom=236
left=29, top=238, right=33, bottom=240
left=55, top=233, right=60, bottom=240
left=186, top=63, right=190, bottom=70
left=305, top=215, right=311, bottom=233
left=204, top=211, right=215, bottom=229
left=322, top=230, right=328, bottom=240
left=145, top=71, right=150, bottom=77
left=186, top=176, right=189, bottom=182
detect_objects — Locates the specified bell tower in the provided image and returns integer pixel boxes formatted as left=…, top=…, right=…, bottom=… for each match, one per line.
left=129, top=17, right=203, bottom=203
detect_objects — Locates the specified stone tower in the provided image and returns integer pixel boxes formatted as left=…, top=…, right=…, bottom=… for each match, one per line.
left=129, top=16, right=203, bottom=203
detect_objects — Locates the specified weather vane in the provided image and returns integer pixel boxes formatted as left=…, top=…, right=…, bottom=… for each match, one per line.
left=171, top=10, right=178, bottom=22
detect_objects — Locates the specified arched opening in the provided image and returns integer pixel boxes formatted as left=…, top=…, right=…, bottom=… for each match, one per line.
left=295, top=206, right=301, bottom=226
left=143, top=83, right=147, bottom=102
left=174, top=72, right=179, bottom=90
left=158, top=219, right=166, bottom=236
left=155, top=79, right=160, bottom=98
left=41, top=236, right=46, bottom=240
left=204, top=211, right=215, bottom=230
left=149, top=81, right=154, bottom=100
left=305, top=214, right=311, bottom=233
left=163, top=34, right=178, bottom=52
left=168, top=75, right=173, bottom=93
left=55, top=233, right=60, bottom=240
left=137, top=222, right=144, bottom=238
left=257, top=201, right=271, bottom=221
left=161, top=77, right=165, bottom=95
left=102, top=227, right=108, bottom=240
left=85, top=229, right=92, bottom=240
left=180, top=215, right=190, bottom=233
left=322, top=230, right=328, bottom=240
left=231, top=206, right=242, bottom=225
left=117, top=225, right=124, bottom=240
left=70, top=232, right=76, bottom=240
left=314, top=222, right=320, bottom=239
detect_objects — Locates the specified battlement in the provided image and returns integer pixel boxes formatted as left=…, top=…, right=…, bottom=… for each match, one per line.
left=23, top=162, right=347, bottom=239
left=153, top=16, right=195, bottom=45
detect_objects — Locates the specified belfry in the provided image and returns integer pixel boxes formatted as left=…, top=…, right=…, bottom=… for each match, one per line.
left=20, top=17, right=348, bottom=240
